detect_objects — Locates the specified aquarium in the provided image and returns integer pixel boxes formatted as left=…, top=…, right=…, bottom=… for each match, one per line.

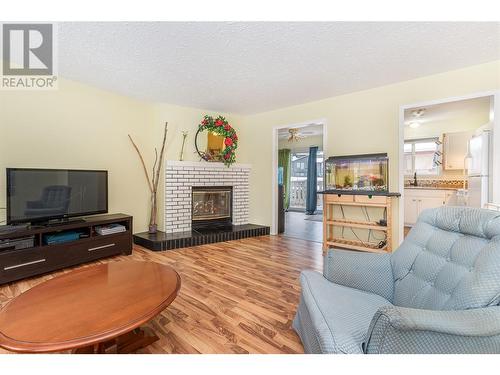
left=324, top=153, right=389, bottom=192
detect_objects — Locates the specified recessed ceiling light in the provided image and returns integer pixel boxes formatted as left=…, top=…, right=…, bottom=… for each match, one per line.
left=409, top=121, right=421, bottom=129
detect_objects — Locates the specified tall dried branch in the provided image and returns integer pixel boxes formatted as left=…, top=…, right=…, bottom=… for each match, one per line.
left=128, top=134, right=154, bottom=193
left=152, top=147, right=158, bottom=190
left=153, top=122, right=168, bottom=193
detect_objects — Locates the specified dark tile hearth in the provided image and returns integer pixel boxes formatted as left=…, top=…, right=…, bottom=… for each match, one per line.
left=133, top=224, right=270, bottom=251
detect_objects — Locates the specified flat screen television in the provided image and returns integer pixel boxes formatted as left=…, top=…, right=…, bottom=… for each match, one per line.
left=7, top=168, right=108, bottom=224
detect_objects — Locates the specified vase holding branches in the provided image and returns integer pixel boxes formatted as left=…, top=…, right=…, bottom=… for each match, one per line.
left=128, top=122, right=168, bottom=234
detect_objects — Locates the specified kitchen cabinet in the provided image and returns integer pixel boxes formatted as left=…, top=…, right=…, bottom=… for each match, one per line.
left=404, top=188, right=456, bottom=226
left=404, top=196, right=420, bottom=225
left=418, top=196, right=448, bottom=212
left=443, top=131, right=473, bottom=170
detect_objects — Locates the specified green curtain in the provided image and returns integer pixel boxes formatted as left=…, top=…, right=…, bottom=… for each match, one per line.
left=278, top=148, right=291, bottom=210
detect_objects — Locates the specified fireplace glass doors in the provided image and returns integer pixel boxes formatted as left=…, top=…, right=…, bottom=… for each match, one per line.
left=192, top=186, right=232, bottom=229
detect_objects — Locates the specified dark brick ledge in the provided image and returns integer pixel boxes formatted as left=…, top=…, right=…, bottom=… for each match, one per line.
left=133, top=224, right=270, bottom=251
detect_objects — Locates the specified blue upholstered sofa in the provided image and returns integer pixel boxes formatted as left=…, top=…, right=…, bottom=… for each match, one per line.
left=293, top=206, right=500, bottom=353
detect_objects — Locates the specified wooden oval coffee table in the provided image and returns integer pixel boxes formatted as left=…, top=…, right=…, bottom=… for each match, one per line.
left=0, top=260, right=181, bottom=353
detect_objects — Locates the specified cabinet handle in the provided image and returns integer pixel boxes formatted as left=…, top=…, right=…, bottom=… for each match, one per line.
left=4, top=258, right=46, bottom=271
left=88, top=243, right=115, bottom=252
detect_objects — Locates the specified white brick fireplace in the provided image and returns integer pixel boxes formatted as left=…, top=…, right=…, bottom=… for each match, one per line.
left=164, top=161, right=250, bottom=233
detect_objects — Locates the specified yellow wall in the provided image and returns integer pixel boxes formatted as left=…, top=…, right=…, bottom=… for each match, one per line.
left=0, top=79, right=154, bottom=231
left=152, top=103, right=243, bottom=165
left=0, top=79, right=243, bottom=232
left=1, top=60, right=499, bottom=244
left=239, top=61, right=500, bottom=245
left=151, top=103, right=244, bottom=230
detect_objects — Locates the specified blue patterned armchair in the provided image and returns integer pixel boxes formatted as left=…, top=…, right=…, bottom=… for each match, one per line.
left=293, top=206, right=500, bottom=353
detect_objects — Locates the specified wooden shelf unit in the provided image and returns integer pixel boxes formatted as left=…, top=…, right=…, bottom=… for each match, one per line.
left=326, top=219, right=388, bottom=231
left=326, top=238, right=388, bottom=253
left=323, top=192, right=398, bottom=254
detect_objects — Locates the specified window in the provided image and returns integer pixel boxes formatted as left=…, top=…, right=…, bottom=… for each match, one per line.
left=404, top=138, right=440, bottom=175
left=289, top=150, right=324, bottom=210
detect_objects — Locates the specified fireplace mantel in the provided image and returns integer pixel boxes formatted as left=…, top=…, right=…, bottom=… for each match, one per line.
left=165, top=160, right=252, bottom=169
left=164, top=160, right=250, bottom=233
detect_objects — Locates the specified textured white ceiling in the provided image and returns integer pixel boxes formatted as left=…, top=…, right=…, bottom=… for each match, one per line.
left=58, top=22, right=500, bottom=114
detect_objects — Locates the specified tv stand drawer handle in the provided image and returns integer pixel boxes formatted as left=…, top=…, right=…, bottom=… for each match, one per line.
left=4, top=258, right=46, bottom=271
left=88, top=243, right=115, bottom=252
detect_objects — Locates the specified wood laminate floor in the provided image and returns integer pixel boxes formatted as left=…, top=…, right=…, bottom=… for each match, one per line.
left=0, top=235, right=323, bottom=354
left=283, top=211, right=323, bottom=243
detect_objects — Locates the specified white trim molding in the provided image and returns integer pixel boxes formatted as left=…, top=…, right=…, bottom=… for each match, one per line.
left=398, top=90, right=500, bottom=245
left=271, top=119, right=328, bottom=235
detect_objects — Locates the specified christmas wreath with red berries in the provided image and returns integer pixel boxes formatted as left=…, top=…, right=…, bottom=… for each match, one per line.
left=196, top=115, right=238, bottom=167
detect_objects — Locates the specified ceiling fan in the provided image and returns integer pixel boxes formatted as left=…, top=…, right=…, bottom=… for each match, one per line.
left=287, top=128, right=307, bottom=142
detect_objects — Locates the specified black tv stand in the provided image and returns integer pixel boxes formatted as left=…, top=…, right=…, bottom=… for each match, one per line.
left=0, top=223, right=30, bottom=235
left=33, top=217, right=86, bottom=228
left=0, top=213, right=133, bottom=284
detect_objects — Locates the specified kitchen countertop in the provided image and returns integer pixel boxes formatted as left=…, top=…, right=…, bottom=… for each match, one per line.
left=404, top=186, right=461, bottom=191
left=320, top=190, right=401, bottom=197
